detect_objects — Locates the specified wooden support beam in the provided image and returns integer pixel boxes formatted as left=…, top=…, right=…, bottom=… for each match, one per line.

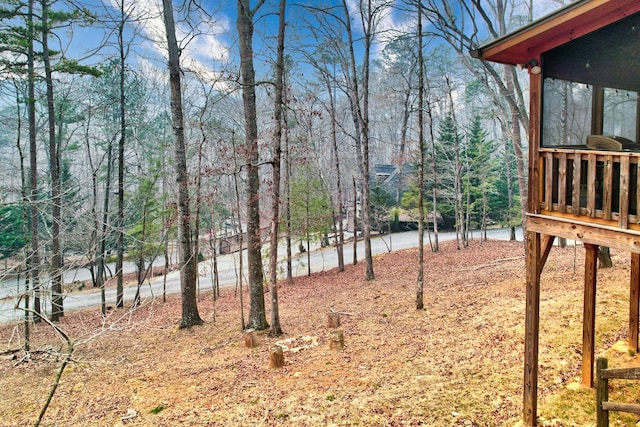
left=527, top=213, right=640, bottom=254
left=583, top=243, right=598, bottom=387
left=523, top=61, right=543, bottom=427
left=524, top=231, right=542, bottom=426
left=539, top=234, right=556, bottom=276
left=631, top=253, right=640, bottom=353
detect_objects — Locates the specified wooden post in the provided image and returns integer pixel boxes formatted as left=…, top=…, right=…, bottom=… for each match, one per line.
left=524, top=231, right=542, bottom=426
left=596, top=357, right=609, bottom=427
left=327, top=312, right=341, bottom=328
left=269, top=345, right=285, bottom=368
left=583, top=243, right=598, bottom=387
left=631, top=253, right=640, bottom=353
left=243, top=329, right=258, bottom=348
left=329, top=329, right=344, bottom=351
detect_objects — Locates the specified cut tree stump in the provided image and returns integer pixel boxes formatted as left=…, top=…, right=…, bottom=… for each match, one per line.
left=329, top=329, right=344, bottom=350
left=243, top=329, right=258, bottom=348
left=327, top=312, right=341, bottom=328
left=269, top=345, right=285, bottom=368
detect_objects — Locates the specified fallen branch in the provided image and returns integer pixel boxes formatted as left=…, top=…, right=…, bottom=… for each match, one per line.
left=452, top=256, right=524, bottom=271
left=22, top=309, right=75, bottom=427
left=329, top=306, right=353, bottom=316
left=0, top=348, right=20, bottom=356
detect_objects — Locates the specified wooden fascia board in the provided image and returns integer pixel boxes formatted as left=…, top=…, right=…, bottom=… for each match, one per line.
left=472, top=0, right=640, bottom=66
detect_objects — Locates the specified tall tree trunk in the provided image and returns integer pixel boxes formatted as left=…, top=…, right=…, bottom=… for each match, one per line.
left=342, top=0, right=374, bottom=281
left=284, top=100, right=293, bottom=283
left=502, top=132, right=516, bottom=240
left=116, top=0, right=127, bottom=309
left=27, top=0, right=41, bottom=323
left=322, top=66, right=345, bottom=273
left=232, top=161, right=245, bottom=330
left=162, top=0, right=202, bottom=328
left=352, top=176, right=358, bottom=265
left=427, top=99, right=439, bottom=252
left=42, top=0, right=63, bottom=321
left=267, top=0, right=286, bottom=337
left=397, top=86, right=412, bottom=207
left=416, top=2, right=425, bottom=310
left=237, top=0, right=268, bottom=331
left=14, top=81, right=30, bottom=349
left=445, top=77, right=464, bottom=250
left=96, top=138, right=112, bottom=316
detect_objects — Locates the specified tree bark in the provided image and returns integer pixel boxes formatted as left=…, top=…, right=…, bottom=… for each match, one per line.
left=598, top=247, right=613, bottom=268
left=416, top=3, right=425, bottom=310
left=162, top=0, right=202, bottom=328
left=237, top=0, right=268, bottom=331
left=267, top=0, right=287, bottom=337
left=42, top=0, right=63, bottom=321
left=115, top=0, right=127, bottom=309
left=342, top=0, right=374, bottom=281
left=27, top=0, right=41, bottom=323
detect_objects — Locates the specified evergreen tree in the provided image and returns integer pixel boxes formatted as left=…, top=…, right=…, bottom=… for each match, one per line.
left=464, top=114, right=498, bottom=237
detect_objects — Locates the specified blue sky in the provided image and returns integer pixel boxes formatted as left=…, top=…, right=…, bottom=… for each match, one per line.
left=63, top=0, right=567, bottom=78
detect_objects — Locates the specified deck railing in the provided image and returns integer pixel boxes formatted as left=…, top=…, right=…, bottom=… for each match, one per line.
left=539, top=147, right=640, bottom=229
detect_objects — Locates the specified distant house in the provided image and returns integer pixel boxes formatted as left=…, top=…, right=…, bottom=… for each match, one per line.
left=370, top=163, right=414, bottom=201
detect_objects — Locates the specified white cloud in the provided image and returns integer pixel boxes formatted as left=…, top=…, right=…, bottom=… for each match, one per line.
left=106, top=0, right=230, bottom=74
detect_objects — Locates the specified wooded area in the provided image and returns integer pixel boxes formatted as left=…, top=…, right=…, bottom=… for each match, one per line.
left=0, top=0, right=562, bottom=339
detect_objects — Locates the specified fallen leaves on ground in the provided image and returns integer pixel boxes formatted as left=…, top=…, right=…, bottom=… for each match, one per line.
left=1, top=239, right=639, bottom=426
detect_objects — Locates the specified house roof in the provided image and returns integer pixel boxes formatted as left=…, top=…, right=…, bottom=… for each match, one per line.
left=470, top=0, right=640, bottom=67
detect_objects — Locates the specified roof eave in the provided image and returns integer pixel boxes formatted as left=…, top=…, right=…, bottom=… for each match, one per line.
left=471, top=0, right=640, bottom=66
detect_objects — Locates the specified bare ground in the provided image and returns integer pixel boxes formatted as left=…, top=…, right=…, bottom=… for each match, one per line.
left=1, top=240, right=639, bottom=426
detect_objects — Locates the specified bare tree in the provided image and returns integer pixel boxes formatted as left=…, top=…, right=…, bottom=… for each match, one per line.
left=237, top=0, right=268, bottom=331
left=266, top=0, right=287, bottom=337
left=41, top=0, right=63, bottom=321
left=27, top=0, right=41, bottom=324
left=416, top=1, right=425, bottom=309
left=341, top=0, right=388, bottom=281
left=115, top=0, right=129, bottom=310
left=162, top=0, right=203, bottom=328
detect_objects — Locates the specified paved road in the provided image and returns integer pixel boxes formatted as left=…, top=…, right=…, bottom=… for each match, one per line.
left=0, top=227, right=523, bottom=324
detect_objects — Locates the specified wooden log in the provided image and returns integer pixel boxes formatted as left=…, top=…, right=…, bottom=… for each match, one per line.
left=243, top=329, right=258, bottom=348
left=329, top=329, right=344, bottom=351
left=596, top=357, right=609, bottom=427
left=600, top=366, right=640, bottom=380
left=327, top=312, right=341, bottom=328
left=601, top=402, right=640, bottom=414
left=269, top=345, right=285, bottom=368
